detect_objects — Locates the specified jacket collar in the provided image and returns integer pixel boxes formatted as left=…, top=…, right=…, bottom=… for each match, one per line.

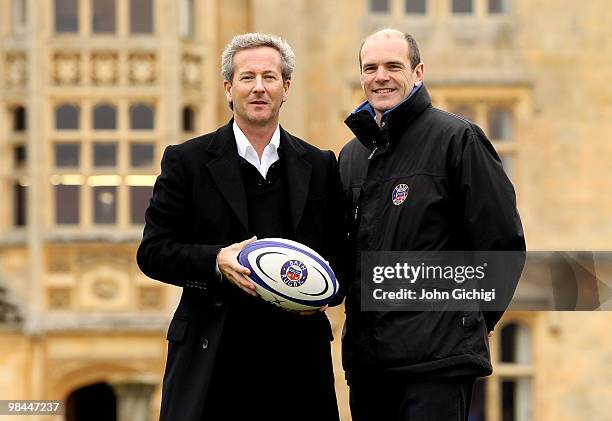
left=205, top=119, right=311, bottom=234
left=205, top=120, right=249, bottom=230
left=344, top=84, right=432, bottom=150
left=279, top=126, right=311, bottom=233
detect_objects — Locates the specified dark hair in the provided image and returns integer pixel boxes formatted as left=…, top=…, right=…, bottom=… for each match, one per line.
left=359, top=30, right=421, bottom=71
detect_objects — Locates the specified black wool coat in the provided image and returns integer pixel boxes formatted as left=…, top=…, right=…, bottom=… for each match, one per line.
left=137, top=120, right=346, bottom=421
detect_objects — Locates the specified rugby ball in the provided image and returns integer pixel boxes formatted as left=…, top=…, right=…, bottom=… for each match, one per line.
left=237, top=238, right=339, bottom=311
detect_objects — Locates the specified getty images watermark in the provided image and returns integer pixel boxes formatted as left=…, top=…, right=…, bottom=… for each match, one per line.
left=371, top=260, right=493, bottom=302
left=361, top=251, right=612, bottom=311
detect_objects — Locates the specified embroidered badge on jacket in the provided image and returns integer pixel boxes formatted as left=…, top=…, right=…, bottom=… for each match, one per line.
left=392, top=183, right=410, bottom=206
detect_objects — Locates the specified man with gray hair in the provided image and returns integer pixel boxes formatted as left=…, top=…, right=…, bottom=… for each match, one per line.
left=138, top=33, right=344, bottom=420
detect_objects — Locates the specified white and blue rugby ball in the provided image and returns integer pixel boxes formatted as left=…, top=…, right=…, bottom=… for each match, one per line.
left=237, top=238, right=339, bottom=311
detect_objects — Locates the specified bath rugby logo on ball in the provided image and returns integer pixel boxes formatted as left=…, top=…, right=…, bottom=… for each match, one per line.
left=392, top=183, right=409, bottom=206
left=280, top=259, right=308, bottom=287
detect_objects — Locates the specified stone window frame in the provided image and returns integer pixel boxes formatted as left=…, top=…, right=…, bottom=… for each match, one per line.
left=53, top=0, right=79, bottom=33
left=182, top=104, right=197, bottom=133
left=48, top=98, right=158, bottom=231
left=364, top=0, right=515, bottom=18
left=446, top=100, right=516, bottom=178
left=11, top=0, right=28, bottom=36
left=2, top=103, right=29, bottom=230
left=488, top=0, right=511, bottom=14
left=367, top=0, right=430, bottom=17
left=450, top=0, right=512, bottom=17
left=91, top=0, right=117, bottom=34
left=129, top=0, right=155, bottom=35
left=51, top=0, right=156, bottom=37
left=12, top=105, right=27, bottom=132
left=429, top=84, right=530, bottom=183
left=404, top=0, right=428, bottom=15
left=368, top=0, right=391, bottom=13
left=179, top=0, right=196, bottom=38
left=365, top=0, right=513, bottom=18
left=471, top=314, right=535, bottom=421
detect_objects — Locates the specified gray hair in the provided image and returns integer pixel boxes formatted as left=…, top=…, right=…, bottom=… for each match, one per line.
left=221, top=33, right=295, bottom=82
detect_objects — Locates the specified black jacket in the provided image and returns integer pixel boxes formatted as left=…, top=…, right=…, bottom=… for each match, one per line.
left=137, top=120, right=345, bottom=421
left=339, top=85, right=526, bottom=378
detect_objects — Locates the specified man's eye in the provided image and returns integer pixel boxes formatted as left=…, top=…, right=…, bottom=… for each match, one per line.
left=241, top=75, right=253, bottom=81
left=363, top=67, right=376, bottom=73
left=264, top=75, right=277, bottom=80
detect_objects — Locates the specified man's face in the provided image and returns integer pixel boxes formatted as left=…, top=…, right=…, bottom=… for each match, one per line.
left=360, top=36, right=423, bottom=120
left=223, top=46, right=290, bottom=127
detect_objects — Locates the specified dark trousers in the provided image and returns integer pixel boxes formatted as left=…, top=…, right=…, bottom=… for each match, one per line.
left=349, top=374, right=475, bottom=421
left=203, top=337, right=339, bottom=421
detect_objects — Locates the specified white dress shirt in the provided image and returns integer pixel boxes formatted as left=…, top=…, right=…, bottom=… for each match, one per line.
left=233, top=121, right=280, bottom=179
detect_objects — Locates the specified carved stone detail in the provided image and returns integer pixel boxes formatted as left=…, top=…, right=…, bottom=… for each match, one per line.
left=182, top=53, right=202, bottom=88
left=139, top=287, right=162, bottom=310
left=128, top=53, right=156, bottom=85
left=48, top=250, right=73, bottom=273
left=77, top=249, right=131, bottom=269
left=80, top=265, right=130, bottom=311
left=92, top=52, right=119, bottom=85
left=48, top=287, right=71, bottom=310
left=0, top=285, right=22, bottom=322
left=92, top=278, right=119, bottom=300
left=53, top=52, right=81, bottom=85
left=5, top=53, right=27, bottom=87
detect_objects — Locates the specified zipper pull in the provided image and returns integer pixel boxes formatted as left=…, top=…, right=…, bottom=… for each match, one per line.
left=353, top=205, right=359, bottom=222
left=368, top=147, right=378, bottom=160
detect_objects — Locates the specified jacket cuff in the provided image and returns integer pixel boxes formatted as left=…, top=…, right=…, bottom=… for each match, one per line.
left=185, top=244, right=224, bottom=288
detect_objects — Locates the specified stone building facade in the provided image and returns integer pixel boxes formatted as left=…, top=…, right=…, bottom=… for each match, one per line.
left=1, top=1, right=611, bottom=420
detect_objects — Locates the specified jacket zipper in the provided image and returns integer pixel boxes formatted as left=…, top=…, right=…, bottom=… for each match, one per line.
left=368, top=147, right=378, bottom=160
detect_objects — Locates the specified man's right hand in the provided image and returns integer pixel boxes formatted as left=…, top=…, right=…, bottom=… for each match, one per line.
left=217, top=236, right=258, bottom=297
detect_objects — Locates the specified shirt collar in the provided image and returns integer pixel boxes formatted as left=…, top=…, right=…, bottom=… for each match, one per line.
left=233, top=120, right=280, bottom=159
left=352, top=83, right=423, bottom=120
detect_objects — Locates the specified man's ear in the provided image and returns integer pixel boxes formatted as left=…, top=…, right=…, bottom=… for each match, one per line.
left=282, top=79, right=291, bottom=102
left=223, top=79, right=232, bottom=102
left=414, top=63, right=425, bottom=85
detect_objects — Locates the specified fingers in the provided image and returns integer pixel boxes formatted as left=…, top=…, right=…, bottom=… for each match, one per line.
left=235, top=279, right=258, bottom=297
left=224, top=269, right=257, bottom=297
left=241, top=235, right=257, bottom=246
left=217, top=236, right=259, bottom=296
left=219, top=237, right=257, bottom=271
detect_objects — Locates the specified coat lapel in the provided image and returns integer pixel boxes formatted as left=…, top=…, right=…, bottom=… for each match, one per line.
left=281, top=128, right=312, bottom=233
left=205, top=121, right=249, bottom=231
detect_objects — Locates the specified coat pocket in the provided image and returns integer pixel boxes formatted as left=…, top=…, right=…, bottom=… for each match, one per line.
left=166, top=317, right=188, bottom=342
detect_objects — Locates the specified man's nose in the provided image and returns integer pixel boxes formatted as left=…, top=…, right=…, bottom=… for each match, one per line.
left=253, top=75, right=265, bottom=92
left=374, top=66, right=390, bottom=82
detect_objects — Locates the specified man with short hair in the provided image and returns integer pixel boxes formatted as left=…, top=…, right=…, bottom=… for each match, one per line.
left=138, top=33, right=343, bottom=421
left=339, top=29, right=526, bottom=420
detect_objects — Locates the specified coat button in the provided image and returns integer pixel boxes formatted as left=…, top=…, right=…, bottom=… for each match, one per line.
left=213, top=300, right=223, bottom=307
left=201, top=339, right=209, bottom=349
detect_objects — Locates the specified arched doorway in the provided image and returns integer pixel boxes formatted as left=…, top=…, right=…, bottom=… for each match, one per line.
left=65, top=382, right=117, bottom=421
